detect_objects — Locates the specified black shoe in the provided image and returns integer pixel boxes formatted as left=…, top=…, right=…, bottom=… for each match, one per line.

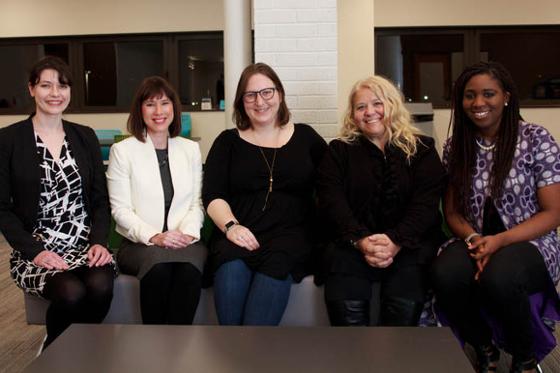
left=510, top=357, right=537, bottom=373
left=378, top=296, right=424, bottom=326
left=473, top=344, right=500, bottom=373
left=326, top=300, right=370, bottom=326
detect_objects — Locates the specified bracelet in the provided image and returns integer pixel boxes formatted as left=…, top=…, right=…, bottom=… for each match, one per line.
left=464, top=232, right=481, bottom=246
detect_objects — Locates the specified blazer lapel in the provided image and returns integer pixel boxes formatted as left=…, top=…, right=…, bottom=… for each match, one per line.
left=19, top=119, right=41, bottom=215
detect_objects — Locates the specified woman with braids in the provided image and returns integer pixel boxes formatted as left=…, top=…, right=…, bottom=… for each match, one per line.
left=431, top=61, right=560, bottom=373
left=316, top=76, right=445, bottom=327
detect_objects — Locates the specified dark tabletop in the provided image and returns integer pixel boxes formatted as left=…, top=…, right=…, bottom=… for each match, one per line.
left=25, top=324, right=474, bottom=373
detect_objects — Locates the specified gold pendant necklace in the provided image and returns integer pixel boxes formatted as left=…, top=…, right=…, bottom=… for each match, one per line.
left=258, top=147, right=277, bottom=211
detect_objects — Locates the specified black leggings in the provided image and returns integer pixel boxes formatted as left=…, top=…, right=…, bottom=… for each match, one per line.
left=431, top=240, right=550, bottom=361
left=325, top=262, right=428, bottom=303
left=42, top=265, right=115, bottom=348
left=324, top=262, right=429, bottom=325
left=140, top=262, right=202, bottom=325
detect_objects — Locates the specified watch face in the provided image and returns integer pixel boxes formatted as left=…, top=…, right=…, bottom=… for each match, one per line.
left=225, top=221, right=237, bottom=232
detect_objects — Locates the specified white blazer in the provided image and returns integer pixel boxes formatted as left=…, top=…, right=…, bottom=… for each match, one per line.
left=106, top=135, right=204, bottom=245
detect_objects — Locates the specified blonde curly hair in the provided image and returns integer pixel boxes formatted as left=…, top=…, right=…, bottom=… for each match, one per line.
left=339, top=75, right=422, bottom=159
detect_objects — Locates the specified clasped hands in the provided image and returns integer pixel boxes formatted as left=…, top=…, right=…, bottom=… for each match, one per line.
left=467, top=234, right=503, bottom=280
left=33, top=244, right=112, bottom=270
left=356, top=234, right=401, bottom=268
left=150, top=230, right=195, bottom=250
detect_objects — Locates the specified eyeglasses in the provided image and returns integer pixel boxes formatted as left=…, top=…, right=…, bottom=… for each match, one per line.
left=242, top=87, right=276, bottom=103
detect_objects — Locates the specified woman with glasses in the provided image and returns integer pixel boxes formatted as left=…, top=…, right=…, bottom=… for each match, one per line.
left=202, top=63, right=327, bottom=325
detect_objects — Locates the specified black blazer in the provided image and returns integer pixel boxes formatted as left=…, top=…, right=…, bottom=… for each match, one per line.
left=316, top=135, right=446, bottom=271
left=0, top=117, right=111, bottom=260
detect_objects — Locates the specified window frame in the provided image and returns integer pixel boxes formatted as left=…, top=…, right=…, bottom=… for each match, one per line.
left=0, top=31, right=224, bottom=115
left=375, top=25, right=560, bottom=108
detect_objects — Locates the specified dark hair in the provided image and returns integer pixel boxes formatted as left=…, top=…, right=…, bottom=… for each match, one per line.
left=29, top=56, right=72, bottom=87
left=447, top=61, right=522, bottom=215
left=127, top=76, right=182, bottom=142
left=233, top=63, right=290, bottom=130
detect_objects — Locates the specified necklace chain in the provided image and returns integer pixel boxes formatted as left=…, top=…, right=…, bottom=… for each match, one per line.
left=258, top=147, right=277, bottom=211
left=475, top=138, right=496, bottom=151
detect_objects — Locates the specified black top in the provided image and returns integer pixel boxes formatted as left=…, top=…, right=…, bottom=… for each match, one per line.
left=316, top=135, right=445, bottom=276
left=156, top=148, right=174, bottom=231
left=202, top=123, right=327, bottom=281
left=0, top=117, right=111, bottom=260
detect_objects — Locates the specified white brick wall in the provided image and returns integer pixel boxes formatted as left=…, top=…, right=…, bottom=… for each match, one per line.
left=253, top=0, right=338, bottom=140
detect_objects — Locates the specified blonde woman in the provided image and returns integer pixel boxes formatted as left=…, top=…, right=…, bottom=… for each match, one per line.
left=316, top=75, right=445, bottom=326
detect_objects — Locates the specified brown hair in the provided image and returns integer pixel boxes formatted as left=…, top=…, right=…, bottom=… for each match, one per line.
left=29, top=56, right=72, bottom=87
left=127, top=76, right=182, bottom=142
left=232, top=63, right=290, bottom=130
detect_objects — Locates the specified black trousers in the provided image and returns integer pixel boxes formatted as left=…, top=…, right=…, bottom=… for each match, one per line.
left=431, top=240, right=550, bottom=361
left=139, top=262, right=202, bottom=325
left=324, top=260, right=428, bottom=325
left=42, top=265, right=115, bottom=348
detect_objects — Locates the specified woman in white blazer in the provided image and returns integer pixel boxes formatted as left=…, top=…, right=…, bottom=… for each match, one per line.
left=107, top=76, right=206, bottom=325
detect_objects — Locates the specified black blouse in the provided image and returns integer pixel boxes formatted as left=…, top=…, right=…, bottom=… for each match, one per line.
left=316, top=135, right=445, bottom=275
left=202, top=123, right=327, bottom=281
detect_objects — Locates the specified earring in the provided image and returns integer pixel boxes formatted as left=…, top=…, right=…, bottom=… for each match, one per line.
left=505, top=102, right=508, bottom=107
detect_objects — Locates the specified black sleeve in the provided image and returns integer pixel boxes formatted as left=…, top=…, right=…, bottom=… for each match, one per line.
left=301, top=123, right=328, bottom=167
left=202, top=130, right=234, bottom=209
left=385, top=138, right=445, bottom=249
left=83, top=126, right=111, bottom=249
left=316, top=140, right=370, bottom=243
left=0, top=126, right=44, bottom=260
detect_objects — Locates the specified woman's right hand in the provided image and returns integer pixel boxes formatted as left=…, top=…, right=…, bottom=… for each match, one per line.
left=226, top=224, right=260, bottom=251
left=33, top=250, right=69, bottom=271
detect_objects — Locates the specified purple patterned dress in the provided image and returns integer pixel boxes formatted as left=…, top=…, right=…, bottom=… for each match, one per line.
left=442, top=121, right=560, bottom=284
left=438, top=121, right=560, bottom=360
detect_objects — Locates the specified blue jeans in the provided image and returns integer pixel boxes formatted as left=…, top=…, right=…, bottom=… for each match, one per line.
left=213, top=259, right=292, bottom=325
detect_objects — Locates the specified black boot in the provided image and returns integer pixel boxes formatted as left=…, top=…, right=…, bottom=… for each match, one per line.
left=378, top=296, right=423, bottom=326
left=326, top=300, right=370, bottom=326
left=473, top=344, right=500, bottom=373
left=510, top=357, right=538, bottom=373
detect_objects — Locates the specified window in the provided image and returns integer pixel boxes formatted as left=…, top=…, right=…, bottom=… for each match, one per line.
left=83, top=40, right=164, bottom=107
left=0, top=41, right=69, bottom=111
left=178, top=34, right=224, bottom=111
left=0, top=32, right=224, bottom=114
left=375, top=26, right=560, bottom=108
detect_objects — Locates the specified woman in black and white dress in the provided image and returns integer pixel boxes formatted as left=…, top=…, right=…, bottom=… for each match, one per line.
left=0, top=56, right=115, bottom=349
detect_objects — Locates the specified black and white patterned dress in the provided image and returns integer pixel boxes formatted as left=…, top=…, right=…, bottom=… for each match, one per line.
left=10, top=134, right=113, bottom=296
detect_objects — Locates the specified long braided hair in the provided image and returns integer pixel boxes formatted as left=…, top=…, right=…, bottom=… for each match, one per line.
left=447, top=61, right=522, bottom=216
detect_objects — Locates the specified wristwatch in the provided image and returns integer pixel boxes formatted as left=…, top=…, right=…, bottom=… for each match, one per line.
left=224, top=220, right=238, bottom=233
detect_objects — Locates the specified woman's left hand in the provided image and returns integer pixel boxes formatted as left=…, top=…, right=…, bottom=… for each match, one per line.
left=87, top=244, right=113, bottom=267
left=363, top=234, right=401, bottom=268
left=468, top=234, right=504, bottom=260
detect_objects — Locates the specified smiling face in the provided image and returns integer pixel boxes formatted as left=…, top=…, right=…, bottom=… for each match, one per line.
left=142, top=93, right=174, bottom=136
left=28, top=69, right=71, bottom=116
left=243, top=73, right=281, bottom=128
left=353, top=87, right=387, bottom=147
left=462, top=73, right=510, bottom=138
